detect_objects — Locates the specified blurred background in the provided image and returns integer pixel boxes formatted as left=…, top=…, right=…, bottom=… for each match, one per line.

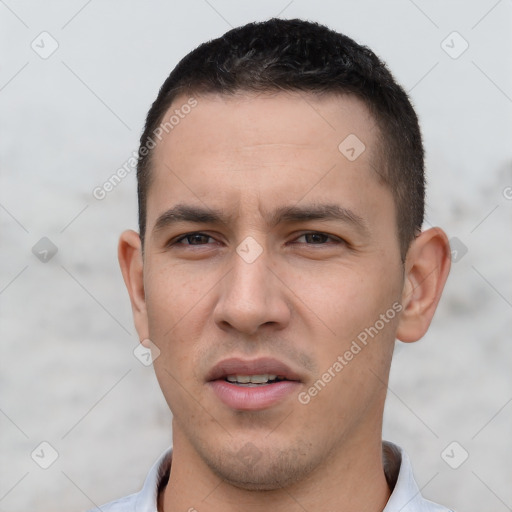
left=1, top=1, right=511, bottom=511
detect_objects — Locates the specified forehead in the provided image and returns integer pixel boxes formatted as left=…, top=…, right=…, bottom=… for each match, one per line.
left=146, top=91, right=393, bottom=235
left=156, top=91, right=379, bottom=166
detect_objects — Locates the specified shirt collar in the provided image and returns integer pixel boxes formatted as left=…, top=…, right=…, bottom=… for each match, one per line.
left=124, top=441, right=450, bottom=512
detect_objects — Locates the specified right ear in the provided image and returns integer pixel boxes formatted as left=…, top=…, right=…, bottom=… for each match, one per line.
left=118, top=230, right=149, bottom=342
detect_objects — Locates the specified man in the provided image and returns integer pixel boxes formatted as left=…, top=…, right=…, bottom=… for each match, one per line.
left=101, top=18, right=452, bottom=512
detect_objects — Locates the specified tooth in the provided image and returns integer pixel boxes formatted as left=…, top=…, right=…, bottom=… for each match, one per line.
left=226, top=376, right=237, bottom=382
left=267, top=374, right=277, bottom=380
left=249, top=374, right=269, bottom=384
left=236, top=375, right=251, bottom=383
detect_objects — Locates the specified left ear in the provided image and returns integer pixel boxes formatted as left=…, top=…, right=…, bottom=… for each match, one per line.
left=396, top=227, right=451, bottom=343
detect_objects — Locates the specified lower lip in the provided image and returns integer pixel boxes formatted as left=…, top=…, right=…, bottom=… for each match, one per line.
left=208, top=380, right=300, bottom=410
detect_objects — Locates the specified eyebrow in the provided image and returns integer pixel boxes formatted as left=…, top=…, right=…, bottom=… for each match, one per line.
left=152, top=202, right=370, bottom=236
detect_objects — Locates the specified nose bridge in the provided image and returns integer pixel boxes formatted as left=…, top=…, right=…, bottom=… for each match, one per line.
left=229, top=236, right=271, bottom=308
left=213, top=235, right=289, bottom=333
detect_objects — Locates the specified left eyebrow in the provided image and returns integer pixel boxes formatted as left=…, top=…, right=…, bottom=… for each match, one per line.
left=267, top=203, right=370, bottom=235
left=152, top=202, right=370, bottom=236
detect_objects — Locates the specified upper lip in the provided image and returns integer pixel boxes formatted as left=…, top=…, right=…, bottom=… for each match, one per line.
left=206, top=357, right=302, bottom=382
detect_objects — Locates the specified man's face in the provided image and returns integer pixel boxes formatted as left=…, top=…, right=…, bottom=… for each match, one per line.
left=137, top=92, right=406, bottom=489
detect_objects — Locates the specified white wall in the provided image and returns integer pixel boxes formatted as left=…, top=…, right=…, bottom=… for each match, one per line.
left=1, top=1, right=511, bottom=511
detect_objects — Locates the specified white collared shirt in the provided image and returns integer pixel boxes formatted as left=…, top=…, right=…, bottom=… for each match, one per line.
left=90, top=441, right=453, bottom=512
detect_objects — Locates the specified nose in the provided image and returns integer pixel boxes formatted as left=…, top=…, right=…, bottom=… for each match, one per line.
left=212, top=242, right=291, bottom=336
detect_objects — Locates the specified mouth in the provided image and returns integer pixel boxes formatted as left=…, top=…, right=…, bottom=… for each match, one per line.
left=224, top=374, right=289, bottom=386
left=206, top=357, right=302, bottom=410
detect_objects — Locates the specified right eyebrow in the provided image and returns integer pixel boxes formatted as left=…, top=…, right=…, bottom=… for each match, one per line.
left=152, top=204, right=233, bottom=234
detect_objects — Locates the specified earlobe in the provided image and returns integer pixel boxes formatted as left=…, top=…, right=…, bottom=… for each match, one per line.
left=118, top=230, right=149, bottom=340
left=396, top=227, right=451, bottom=343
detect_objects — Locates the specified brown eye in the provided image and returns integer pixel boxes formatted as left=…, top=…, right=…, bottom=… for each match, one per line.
left=174, top=233, right=214, bottom=245
left=295, top=232, right=342, bottom=245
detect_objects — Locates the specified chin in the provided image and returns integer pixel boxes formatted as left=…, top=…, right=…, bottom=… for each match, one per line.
left=202, top=444, right=319, bottom=491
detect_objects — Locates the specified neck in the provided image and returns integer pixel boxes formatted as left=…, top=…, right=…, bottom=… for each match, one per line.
left=160, top=424, right=391, bottom=512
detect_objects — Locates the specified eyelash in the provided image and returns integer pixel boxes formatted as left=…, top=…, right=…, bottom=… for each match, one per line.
left=169, top=231, right=344, bottom=247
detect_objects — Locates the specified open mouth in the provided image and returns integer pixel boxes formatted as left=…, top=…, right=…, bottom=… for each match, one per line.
left=224, top=374, right=289, bottom=386
left=207, top=358, right=302, bottom=410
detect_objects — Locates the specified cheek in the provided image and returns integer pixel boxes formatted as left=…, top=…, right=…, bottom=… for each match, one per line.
left=143, top=260, right=234, bottom=374
left=294, top=261, right=400, bottom=340
left=144, top=262, right=207, bottom=335
left=145, top=265, right=210, bottom=414
left=300, top=305, right=398, bottom=432
left=298, top=260, right=402, bottom=396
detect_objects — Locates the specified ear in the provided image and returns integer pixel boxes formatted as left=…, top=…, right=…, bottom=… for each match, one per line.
left=396, top=227, right=451, bottom=343
left=118, top=230, right=149, bottom=343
